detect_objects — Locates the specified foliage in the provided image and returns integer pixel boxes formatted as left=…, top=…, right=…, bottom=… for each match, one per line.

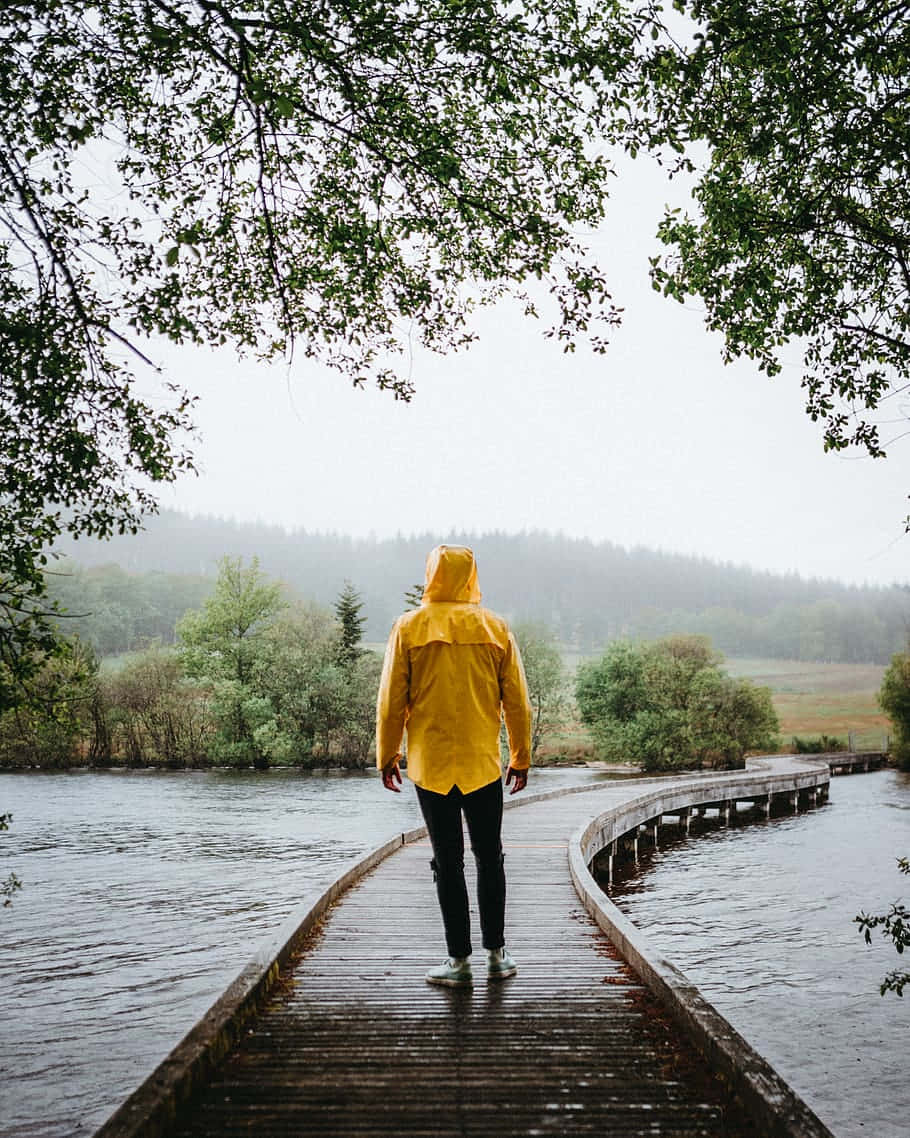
left=791, top=734, right=847, bottom=754
left=513, top=622, right=567, bottom=759
left=880, top=650, right=910, bottom=763
left=1, top=0, right=642, bottom=673
left=403, top=584, right=425, bottom=611
left=0, top=576, right=68, bottom=714
left=57, top=518, right=910, bottom=663
left=178, top=556, right=286, bottom=767
left=0, top=554, right=383, bottom=768
left=44, top=562, right=213, bottom=657
left=178, top=556, right=285, bottom=683
left=1, top=812, right=22, bottom=909
left=334, top=581, right=366, bottom=668
left=100, top=643, right=213, bottom=767
left=575, top=635, right=779, bottom=770
left=333, top=652, right=384, bottom=766
left=0, top=638, right=99, bottom=767
left=856, top=857, right=910, bottom=997
left=640, top=0, right=910, bottom=491
left=174, top=557, right=382, bottom=767
left=253, top=602, right=344, bottom=764
left=879, top=651, right=910, bottom=769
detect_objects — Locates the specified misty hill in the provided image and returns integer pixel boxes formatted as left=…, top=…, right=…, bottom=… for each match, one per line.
left=53, top=510, right=910, bottom=663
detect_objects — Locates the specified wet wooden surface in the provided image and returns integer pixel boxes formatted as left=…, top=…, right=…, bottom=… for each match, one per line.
left=172, top=788, right=751, bottom=1137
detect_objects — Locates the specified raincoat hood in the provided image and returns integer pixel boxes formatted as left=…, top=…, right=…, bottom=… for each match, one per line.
left=422, top=545, right=481, bottom=604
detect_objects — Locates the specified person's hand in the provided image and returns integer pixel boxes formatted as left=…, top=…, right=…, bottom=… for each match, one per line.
left=505, top=765, right=528, bottom=795
left=381, top=760, right=402, bottom=793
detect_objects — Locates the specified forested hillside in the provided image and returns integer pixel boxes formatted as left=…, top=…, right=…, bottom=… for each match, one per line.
left=51, top=512, right=909, bottom=663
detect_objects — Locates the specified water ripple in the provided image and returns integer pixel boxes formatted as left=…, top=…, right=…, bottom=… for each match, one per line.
left=609, top=768, right=910, bottom=1138
left=0, top=766, right=597, bottom=1135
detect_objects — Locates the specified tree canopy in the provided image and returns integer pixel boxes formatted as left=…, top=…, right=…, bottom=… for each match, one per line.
left=1, top=0, right=637, bottom=665
left=5, top=0, right=910, bottom=695
left=641, top=0, right=910, bottom=483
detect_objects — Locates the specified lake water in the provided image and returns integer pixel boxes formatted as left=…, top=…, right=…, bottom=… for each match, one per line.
left=0, top=767, right=598, bottom=1137
left=1, top=767, right=907, bottom=1137
left=607, top=767, right=910, bottom=1138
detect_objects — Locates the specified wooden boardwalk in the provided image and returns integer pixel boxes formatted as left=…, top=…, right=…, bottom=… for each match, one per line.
left=168, top=788, right=753, bottom=1138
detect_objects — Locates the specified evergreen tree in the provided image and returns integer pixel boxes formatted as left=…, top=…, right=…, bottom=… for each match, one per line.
left=403, top=584, right=424, bottom=610
left=335, top=582, right=366, bottom=668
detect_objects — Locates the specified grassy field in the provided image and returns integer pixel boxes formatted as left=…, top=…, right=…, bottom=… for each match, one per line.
left=725, top=657, right=890, bottom=751
left=539, top=655, right=891, bottom=762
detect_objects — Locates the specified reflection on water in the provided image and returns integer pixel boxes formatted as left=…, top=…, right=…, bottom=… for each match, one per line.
left=607, top=768, right=910, bottom=1138
left=0, top=767, right=597, bottom=1137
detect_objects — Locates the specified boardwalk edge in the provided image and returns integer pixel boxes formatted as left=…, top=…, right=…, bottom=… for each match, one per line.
left=89, top=784, right=609, bottom=1138
left=93, top=761, right=841, bottom=1137
left=91, top=825, right=427, bottom=1138
left=568, top=759, right=835, bottom=1138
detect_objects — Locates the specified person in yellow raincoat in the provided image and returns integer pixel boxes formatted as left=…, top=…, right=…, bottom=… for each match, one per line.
left=376, top=545, right=532, bottom=988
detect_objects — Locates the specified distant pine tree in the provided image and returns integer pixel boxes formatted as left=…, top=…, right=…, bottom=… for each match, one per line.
left=335, top=580, right=366, bottom=667
left=404, top=583, right=424, bottom=610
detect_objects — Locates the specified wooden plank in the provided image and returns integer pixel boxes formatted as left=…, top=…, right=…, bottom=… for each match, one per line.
left=170, top=796, right=754, bottom=1138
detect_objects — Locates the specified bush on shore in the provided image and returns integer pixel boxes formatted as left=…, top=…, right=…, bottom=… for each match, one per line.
left=575, top=636, right=779, bottom=772
left=879, top=651, right=910, bottom=771
left=791, top=734, right=847, bottom=754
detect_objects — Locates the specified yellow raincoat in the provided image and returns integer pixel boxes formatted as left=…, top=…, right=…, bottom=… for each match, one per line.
left=376, top=545, right=532, bottom=795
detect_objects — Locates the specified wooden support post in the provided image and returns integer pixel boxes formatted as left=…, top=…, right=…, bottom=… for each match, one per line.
left=684, top=807, right=692, bottom=835
left=790, top=792, right=799, bottom=814
left=764, top=794, right=771, bottom=818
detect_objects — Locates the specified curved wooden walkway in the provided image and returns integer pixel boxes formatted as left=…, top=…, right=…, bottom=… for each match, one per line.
left=170, top=778, right=786, bottom=1137
left=99, top=759, right=837, bottom=1138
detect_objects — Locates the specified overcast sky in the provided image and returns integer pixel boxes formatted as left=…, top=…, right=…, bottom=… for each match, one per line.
left=145, top=155, right=908, bottom=587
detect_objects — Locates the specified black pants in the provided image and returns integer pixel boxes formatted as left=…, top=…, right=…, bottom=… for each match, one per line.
left=415, top=777, right=506, bottom=959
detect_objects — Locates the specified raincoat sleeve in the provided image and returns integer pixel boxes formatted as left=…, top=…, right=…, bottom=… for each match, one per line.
left=500, top=631, right=532, bottom=771
left=376, top=618, right=410, bottom=770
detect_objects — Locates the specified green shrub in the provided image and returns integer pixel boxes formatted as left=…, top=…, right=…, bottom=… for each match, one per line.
left=791, top=734, right=847, bottom=754
left=0, top=640, right=98, bottom=768
left=576, top=635, right=778, bottom=772
left=880, top=652, right=910, bottom=771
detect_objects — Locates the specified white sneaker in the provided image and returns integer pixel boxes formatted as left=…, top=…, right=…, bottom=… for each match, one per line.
left=487, top=948, right=518, bottom=980
left=425, top=957, right=473, bottom=987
